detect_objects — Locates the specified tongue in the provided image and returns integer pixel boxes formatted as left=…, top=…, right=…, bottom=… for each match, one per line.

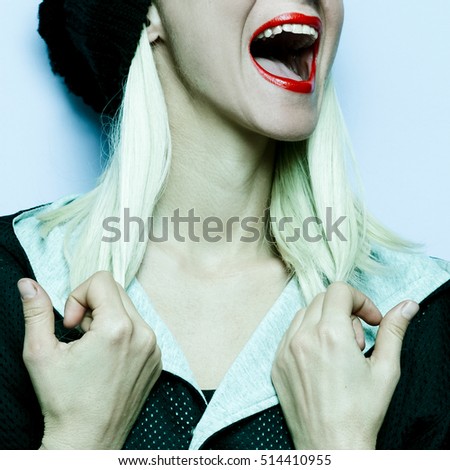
left=255, top=57, right=303, bottom=81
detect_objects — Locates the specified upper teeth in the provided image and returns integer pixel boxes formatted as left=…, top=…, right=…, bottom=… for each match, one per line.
left=256, top=24, right=318, bottom=41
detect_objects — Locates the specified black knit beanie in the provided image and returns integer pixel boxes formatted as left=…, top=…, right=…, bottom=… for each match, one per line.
left=38, top=0, right=153, bottom=115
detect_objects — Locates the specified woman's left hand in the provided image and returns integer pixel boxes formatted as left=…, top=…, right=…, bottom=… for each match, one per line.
left=271, top=282, right=419, bottom=450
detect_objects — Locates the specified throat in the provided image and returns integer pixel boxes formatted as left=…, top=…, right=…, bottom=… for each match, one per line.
left=136, top=255, right=291, bottom=390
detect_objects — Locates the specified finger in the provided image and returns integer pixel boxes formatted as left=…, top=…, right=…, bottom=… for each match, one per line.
left=18, top=278, right=59, bottom=356
left=63, top=289, right=93, bottom=332
left=321, top=282, right=382, bottom=326
left=114, top=282, right=148, bottom=329
left=292, top=292, right=325, bottom=331
left=277, top=307, right=306, bottom=354
left=114, top=283, right=159, bottom=354
left=63, top=293, right=91, bottom=330
left=63, top=271, right=128, bottom=332
left=278, top=294, right=326, bottom=358
left=351, top=315, right=366, bottom=351
left=79, top=310, right=93, bottom=332
left=371, top=300, right=419, bottom=364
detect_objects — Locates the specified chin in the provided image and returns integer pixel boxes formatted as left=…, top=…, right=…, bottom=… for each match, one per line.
left=254, top=113, right=319, bottom=143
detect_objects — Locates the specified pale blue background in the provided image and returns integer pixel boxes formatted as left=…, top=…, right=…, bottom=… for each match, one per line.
left=1, top=0, right=449, bottom=260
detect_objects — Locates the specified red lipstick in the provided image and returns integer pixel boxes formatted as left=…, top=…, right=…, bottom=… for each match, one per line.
left=250, top=13, right=322, bottom=94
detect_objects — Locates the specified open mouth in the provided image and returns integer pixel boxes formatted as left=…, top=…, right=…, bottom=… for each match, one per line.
left=249, top=13, right=322, bottom=93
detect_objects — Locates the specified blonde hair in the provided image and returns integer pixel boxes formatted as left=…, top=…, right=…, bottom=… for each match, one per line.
left=39, top=30, right=171, bottom=288
left=39, top=29, right=417, bottom=303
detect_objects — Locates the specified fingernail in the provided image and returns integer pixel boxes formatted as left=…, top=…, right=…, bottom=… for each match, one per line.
left=17, top=279, right=37, bottom=300
left=401, top=301, right=420, bottom=320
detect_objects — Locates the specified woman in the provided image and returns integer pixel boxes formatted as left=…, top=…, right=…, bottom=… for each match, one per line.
left=0, top=0, right=449, bottom=449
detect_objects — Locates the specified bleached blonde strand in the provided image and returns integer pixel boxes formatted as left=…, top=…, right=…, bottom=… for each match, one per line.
left=38, top=29, right=171, bottom=290
left=271, top=78, right=417, bottom=304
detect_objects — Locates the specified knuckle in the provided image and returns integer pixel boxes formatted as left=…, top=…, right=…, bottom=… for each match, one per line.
left=146, top=346, right=162, bottom=378
left=22, top=346, right=35, bottom=365
left=150, top=357, right=163, bottom=383
left=288, top=334, right=301, bottom=355
left=317, top=322, right=340, bottom=344
left=140, top=328, right=158, bottom=354
left=146, top=328, right=158, bottom=348
left=327, top=281, right=350, bottom=292
left=314, top=292, right=326, bottom=302
left=271, top=359, right=292, bottom=395
left=22, top=343, right=47, bottom=365
left=387, top=321, right=406, bottom=342
left=288, top=331, right=308, bottom=356
left=91, top=270, right=116, bottom=287
left=273, top=343, right=291, bottom=375
left=271, top=355, right=288, bottom=385
left=306, top=292, right=326, bottom=313
left=153, top=345, right=162, bottom=365
left=22, top=304, right=47, bottom=322
left=273, top=352, right=285, bottom=373
left=105, top=317, right=133, bottom=342
left=308, top=293, right=325, bottom=310
left=327, top=281, right=357, bottom=301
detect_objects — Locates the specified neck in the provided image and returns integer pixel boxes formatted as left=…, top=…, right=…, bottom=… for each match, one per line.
left=145, top=47, right=282, bottom=271
left=151, top=114, right=278, bottom=268
left=158, top=120, right=275, bottom=217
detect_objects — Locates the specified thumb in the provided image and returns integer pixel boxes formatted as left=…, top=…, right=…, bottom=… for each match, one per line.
left=371, top=300, right=420, bottom=363
left=18, top=279, right=58, bottom=357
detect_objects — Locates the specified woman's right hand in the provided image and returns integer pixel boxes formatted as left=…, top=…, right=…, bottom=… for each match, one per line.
left=17, top=271, right=162, bottom=450
left=272, top=282, right=419, bottom=450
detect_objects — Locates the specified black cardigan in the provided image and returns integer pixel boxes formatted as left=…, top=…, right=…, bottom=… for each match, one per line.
left=0, top=209, right=449, bottom=450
